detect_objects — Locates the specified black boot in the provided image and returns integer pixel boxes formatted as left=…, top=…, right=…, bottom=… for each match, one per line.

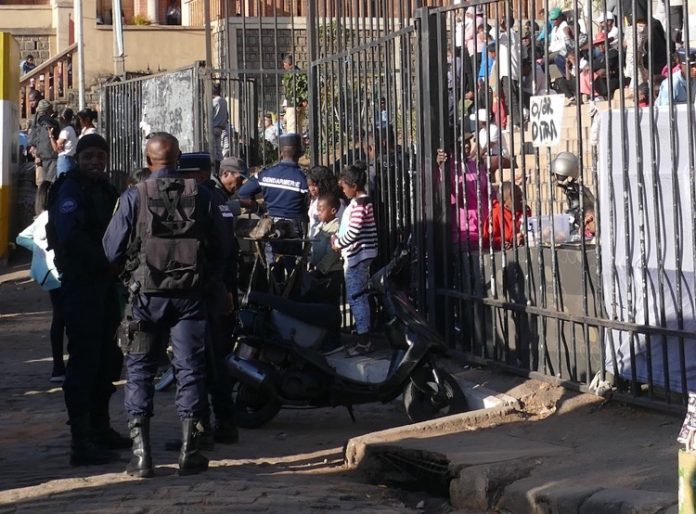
left=214, top=418, right=239, bottom=444
left=164, top=418, right=214, bottom=452
left=126, top=417, right=154, bottom=478
left=178, top=419, right=209, bottom=475
left=70, top=415, right=119, bottom=466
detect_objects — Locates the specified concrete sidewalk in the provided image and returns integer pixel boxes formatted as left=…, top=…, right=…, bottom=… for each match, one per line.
left=346, top=369, right=680, bottom=514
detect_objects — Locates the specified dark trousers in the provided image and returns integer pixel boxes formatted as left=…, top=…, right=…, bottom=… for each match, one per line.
left=48, top=287, right=66, bottom=374
left=554, top=77, right=576, bottom=98
left=62, top=279, right=123, bottom=423
left=125, top=294, right=209, bottom=420
left=207, top=313, right=236, bottom=422
left=595, top=76, right=622, bottom=100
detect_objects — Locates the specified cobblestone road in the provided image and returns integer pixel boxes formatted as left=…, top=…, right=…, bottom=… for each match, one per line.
left=0, top=269, right=438, bottom=513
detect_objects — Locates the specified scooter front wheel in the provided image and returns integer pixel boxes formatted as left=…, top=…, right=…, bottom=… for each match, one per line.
left=403, top=367, right=468, bottom=423
left=232, top=381, right=281, bottom=429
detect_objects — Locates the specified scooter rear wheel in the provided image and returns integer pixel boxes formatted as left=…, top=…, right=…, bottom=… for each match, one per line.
left=403, top=368, right=468, bottom=423
left=232, top=381, right=281, bottom=429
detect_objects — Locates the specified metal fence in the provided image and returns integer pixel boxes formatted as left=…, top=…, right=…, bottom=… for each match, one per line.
left=408, top=1, right=696, bottom=413
left=99, top=0, right=696, bottom=411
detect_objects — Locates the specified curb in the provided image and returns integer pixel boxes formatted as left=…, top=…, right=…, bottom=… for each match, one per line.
left=344, top=403, right=519, bottom=469
left=344, top=383, right=678, bottom=514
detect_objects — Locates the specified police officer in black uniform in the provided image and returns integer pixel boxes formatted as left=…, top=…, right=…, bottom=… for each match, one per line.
left=103, top=133, right=227, bottom=477
left=160, top=152, right=240, bottom=449
left=47, top=134, right=130, bottom=466
left=237, top=133, right=308, bottom=278
left=200, top=156, right=244, bottom=444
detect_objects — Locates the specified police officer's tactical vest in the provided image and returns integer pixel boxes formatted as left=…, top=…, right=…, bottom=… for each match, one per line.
left=130, top=178, right=204, bottom=293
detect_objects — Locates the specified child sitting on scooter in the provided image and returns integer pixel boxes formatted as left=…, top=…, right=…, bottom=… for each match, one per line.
left=305, top=193, right=343, bottom=306
left=332, top=162, right=379, bottom=357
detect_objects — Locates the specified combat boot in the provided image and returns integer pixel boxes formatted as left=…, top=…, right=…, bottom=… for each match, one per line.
left=214, top=418, right=239, bottom=444
left=178, top=419, right=209, bottom=475
left=70, top=415, right=119, bottom=466
left=126, top=417, right=154, bottom=478
left=164, top=418, right=214, bottom=452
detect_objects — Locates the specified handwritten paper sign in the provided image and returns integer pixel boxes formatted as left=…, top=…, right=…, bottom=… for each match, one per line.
left=530, top=94, right=565, bottom=148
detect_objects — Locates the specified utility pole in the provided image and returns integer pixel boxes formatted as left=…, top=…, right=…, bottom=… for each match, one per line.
left=203, top=0, right=212, bottom=67
left=112, top=0, right=125, bottom=77
left=74, top=0, right=85, bottom=108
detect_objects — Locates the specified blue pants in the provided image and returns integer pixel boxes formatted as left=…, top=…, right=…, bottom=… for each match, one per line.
left=57, top=155, right=75, bottom=176
left=344, top=259, right=373, bottom=335
left=125, top=294, right=209, bottom=420
left=554, top=53, right=567, bottom=77
left=62, top=279, right=123, bottom=422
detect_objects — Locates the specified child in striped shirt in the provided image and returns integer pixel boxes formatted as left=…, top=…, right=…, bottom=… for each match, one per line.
left=331, top=162, right=379, bottom=357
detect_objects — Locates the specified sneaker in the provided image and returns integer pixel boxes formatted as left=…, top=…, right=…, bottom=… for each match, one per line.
left=49, top=373, right=65, bottom=383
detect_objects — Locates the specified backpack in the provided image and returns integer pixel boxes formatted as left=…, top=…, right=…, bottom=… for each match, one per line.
left=129, top=178, right=205, bottom=293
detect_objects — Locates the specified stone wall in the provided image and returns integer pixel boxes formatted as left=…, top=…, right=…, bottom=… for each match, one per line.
left=13, top=33, right=52, bottom=66
left=233, top=27, right=308, bottom=70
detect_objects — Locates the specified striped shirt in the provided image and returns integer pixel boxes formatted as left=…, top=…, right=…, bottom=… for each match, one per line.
left=336, top=194, right=378, bottom=267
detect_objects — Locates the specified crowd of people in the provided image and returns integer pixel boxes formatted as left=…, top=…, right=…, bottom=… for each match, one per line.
left=16, top=84, right=381, bottom=476
left=448, top=2, right=695, bottom=140
left=434, top=1, right=696, bottom=254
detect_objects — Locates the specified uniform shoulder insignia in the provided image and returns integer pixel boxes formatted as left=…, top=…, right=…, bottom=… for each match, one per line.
left=59, top=198, right=78, bottom=214
left=218, top=204, right=234, bottom=217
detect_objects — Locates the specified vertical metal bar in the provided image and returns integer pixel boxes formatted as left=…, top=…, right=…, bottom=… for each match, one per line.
left=308, top=0, right=320, bottom=165
left=683, top=0, right=695, bottom=403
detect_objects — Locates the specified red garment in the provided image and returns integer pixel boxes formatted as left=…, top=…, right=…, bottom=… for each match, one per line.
left=482, top=198, right=530, bottom=250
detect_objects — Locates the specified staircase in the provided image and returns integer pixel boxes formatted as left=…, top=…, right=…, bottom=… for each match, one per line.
left=19, top=43, right=77, bottom=123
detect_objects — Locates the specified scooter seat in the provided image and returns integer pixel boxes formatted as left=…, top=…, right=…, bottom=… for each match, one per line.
left=247, top=292, right=341, bottom=330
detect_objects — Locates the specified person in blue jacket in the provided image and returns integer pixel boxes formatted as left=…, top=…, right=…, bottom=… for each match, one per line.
left=237, top=133, right=308, bottom=280
left=47, top=134, right=130, bottom=467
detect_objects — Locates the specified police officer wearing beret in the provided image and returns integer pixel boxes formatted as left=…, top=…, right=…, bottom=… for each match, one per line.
left=47, top=134, right=131, bottom=466
left=103, top=133, right=227, bottom=477
left=237, top=133, right=308, bottom=277
left=159, top=152, right=240, bottom=450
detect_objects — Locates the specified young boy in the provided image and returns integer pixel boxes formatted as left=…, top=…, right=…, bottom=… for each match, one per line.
left=306, top=193, right=343, bottom=305
left=483, top=181, right=530, bottom=250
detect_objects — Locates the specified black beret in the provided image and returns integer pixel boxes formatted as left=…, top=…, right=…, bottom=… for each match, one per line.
left=75, top=134, right=109, bottom=155
left=178, top=152, right=212, bottom=173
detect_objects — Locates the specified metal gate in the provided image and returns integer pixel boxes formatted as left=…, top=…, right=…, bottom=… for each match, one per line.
left=98, top=0, right=696, bottom=412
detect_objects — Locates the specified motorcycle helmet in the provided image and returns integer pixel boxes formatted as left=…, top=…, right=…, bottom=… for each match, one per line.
left=552, top=152, right=579, bottom=182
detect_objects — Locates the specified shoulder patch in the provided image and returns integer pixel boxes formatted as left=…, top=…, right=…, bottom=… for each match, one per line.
left=218, top=204, right=234, bottom=217
left=59, top=198, right=78, bottom=214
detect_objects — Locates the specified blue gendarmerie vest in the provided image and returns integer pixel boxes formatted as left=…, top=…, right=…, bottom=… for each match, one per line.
left=237, top=159, right=308, bottom=220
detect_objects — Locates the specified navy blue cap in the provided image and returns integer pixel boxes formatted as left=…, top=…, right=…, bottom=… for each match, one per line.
left=279, top=132, right=302, bottom=148
left=178, top=152, right=212, bottom=173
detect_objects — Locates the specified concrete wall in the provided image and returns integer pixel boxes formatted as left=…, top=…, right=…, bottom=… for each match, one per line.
left=455, top=247, right=603, bottom=384
left=0, top=5, right=55, bottom=65
left=85, top=25, right=205, bottom=85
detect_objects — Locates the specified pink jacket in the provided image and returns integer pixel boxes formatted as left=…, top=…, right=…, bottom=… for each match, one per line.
left=437, top=157, right=490, bottom=249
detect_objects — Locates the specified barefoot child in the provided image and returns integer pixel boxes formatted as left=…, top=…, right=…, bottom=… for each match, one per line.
left=332, top=162, right=378, bottom=357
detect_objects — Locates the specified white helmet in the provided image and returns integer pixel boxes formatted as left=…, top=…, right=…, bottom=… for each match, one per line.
left=552, top=152, right=579, bottom=179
